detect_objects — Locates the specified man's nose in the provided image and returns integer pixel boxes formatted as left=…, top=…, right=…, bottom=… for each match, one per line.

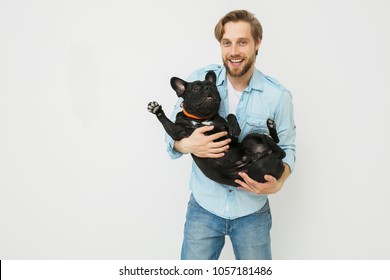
left=230, top=43, right=239, bottom=55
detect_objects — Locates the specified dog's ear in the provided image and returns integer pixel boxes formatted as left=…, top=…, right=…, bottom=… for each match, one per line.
left=170, top=77, right=188, bottom=98
left=205, top=71, right=217, bottom=85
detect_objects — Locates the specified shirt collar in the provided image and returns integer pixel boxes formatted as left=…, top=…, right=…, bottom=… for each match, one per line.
left=216, top=66, right=226, bottom=87
left=248, top=68, right=265, bottom=92
left=217, top=66, right=264, bottom=93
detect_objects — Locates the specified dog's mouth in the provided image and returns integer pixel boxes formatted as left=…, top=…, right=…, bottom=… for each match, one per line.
left=203, top=96, right=216, bottom=106
left=189, top=97, right=220, bottom=117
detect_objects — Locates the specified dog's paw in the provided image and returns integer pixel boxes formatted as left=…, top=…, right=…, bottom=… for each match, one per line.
left=147, top=101, right=163, bottom=115
left=226, top=114, right=241, bottom=140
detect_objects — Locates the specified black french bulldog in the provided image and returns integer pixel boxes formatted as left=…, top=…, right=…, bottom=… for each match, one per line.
left=147, top=71, right=286, bottom=186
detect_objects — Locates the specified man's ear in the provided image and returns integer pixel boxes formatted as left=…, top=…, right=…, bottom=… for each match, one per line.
left=255, top=39, right=262, bottom=55
left=170, top=77, right=188, bottom=98
left=205, top=71, right=217, bottom=85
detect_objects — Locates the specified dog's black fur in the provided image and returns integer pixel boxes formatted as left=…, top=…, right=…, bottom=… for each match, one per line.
left=147, top=71, right=286, bottom=186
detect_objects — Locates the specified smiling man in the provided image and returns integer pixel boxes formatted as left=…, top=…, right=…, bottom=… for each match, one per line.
left=220, top=21, right=259, bottom=84
left=166, top=10, right=296, bottom=260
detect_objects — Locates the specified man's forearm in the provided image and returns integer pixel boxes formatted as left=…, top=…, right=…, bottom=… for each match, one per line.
left=173, top=139, right=189, bottom=154
left=280, top=163, right=291, bottom=184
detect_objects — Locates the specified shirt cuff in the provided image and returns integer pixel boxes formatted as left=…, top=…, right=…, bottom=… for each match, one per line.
left=283, top=150, right=296, bottom=173
left=166, top=135, right=183, bottom=159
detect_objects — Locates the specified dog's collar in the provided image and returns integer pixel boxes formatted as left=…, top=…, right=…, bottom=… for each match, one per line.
left=182, top=103, right=214, bottom=120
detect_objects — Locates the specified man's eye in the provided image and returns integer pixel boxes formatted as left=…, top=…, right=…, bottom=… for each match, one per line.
left=222, top=41, right=231, bottom=47
left=239, top=41, right=247, bottom=46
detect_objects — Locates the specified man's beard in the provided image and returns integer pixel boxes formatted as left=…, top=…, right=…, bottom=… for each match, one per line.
left=223, top=54, right=256, bottom=77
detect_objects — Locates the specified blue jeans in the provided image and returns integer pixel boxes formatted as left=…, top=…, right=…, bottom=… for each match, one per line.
left=181, top=195, right=272, bottom=260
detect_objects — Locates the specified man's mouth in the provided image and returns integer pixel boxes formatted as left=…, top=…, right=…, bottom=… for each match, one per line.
left=229, top=58, right=244, bottom=67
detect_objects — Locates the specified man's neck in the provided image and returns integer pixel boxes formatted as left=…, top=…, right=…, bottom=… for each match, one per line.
left=227, top=67, right=254, bottom=92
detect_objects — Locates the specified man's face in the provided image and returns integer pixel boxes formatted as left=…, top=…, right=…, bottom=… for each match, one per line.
left=220, top=21, right=261, bottom=78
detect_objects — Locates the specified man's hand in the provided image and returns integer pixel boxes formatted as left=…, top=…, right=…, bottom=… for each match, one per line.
left=174, top=126, right=231, bottom=158
left=235, top=164, right=291, bottom=194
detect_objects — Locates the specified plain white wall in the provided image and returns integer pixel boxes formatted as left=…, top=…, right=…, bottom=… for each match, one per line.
left=1, top=0, right=389, bottom=259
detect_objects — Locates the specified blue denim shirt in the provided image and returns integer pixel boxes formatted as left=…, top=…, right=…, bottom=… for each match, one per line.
left=166, top=65, right=296, bottom=219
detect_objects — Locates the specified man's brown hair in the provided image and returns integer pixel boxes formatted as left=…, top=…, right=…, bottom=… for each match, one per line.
left=214, top=10, right=263, bottom=42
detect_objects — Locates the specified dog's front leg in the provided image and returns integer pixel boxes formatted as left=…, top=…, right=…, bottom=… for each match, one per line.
left=147, top=101, right=187, bottom=141
left=226, top=114, right=241, bottom=142
left=266, top=118, right=280, bottom=143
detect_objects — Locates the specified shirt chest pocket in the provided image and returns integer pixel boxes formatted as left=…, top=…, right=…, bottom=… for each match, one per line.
left=244, top=115, right=269, bottom=135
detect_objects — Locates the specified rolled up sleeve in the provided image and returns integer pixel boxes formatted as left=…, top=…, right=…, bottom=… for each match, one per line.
left=165, top=97, right=185, bottom=159
left=275, top=89, right=296, bottom=172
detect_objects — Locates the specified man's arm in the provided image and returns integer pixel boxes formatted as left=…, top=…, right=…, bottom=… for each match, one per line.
left=235, top=163, right=291, bottom=194
left=235, top=87, right=296, bottom=194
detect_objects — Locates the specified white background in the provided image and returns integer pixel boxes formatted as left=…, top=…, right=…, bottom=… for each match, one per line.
left=1, top=0, right=389, bottom=259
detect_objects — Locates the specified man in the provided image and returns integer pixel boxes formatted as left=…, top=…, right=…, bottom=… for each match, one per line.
left=166, top=10, right=296, bottom=260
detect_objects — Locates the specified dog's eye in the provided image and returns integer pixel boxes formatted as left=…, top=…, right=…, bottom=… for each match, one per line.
left=193, top=85, right=200, bottom=90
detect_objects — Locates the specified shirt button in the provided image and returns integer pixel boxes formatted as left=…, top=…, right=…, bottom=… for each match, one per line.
left=228, top=189, right=233, bottom=193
